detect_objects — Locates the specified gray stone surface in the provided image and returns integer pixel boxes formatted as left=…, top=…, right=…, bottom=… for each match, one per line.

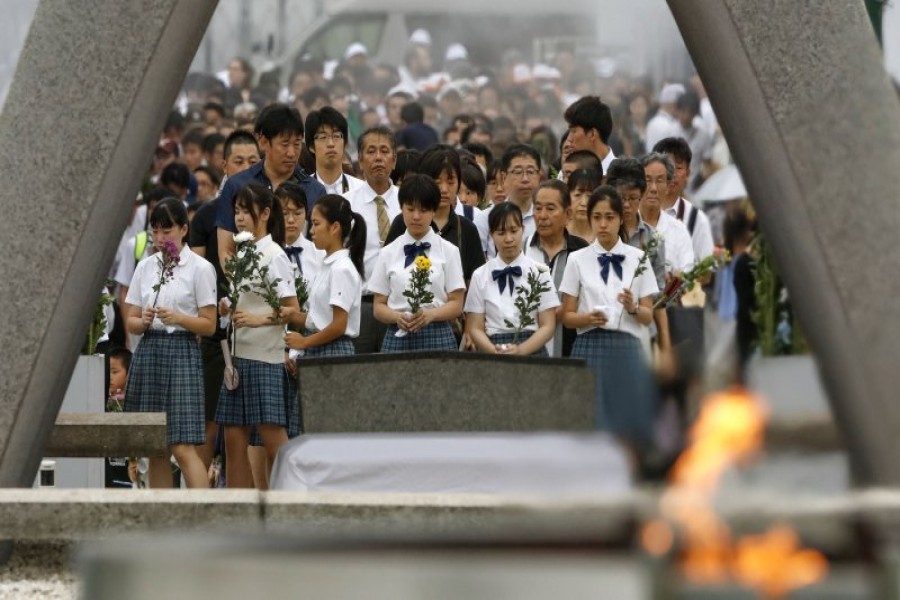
left=298, top=352, right=595, bottom=433
left=47, top=413, right=167, bottom=457
left=668, top=1, right=900, bottom=485
left=0, top=0, right=217, bottom=492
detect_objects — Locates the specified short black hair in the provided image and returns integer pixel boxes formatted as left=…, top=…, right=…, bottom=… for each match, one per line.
left=181, top=127, right=205, bottom=149
left=567, top=168, right=602, bottom=193
left=193, top=165, right=222, bottom=187
left=202, top=132, right=225, bottom=155
left=142, top=186, right=171, bottom=207
left=203, top=101, right=226, bottom=118
left=399, top=173, right=441, bottom=212
left=461, top=142, right=493, bottom=167
left=400, top=102, right=425, bottom=124
left=223, top=129, right=259, bottom=159
left=534, top=179, right=571, bottom=209
left=304, top=106, right=349, bottom=151
left=488, top=201, right=524, bottom=233
left=301, top=86, right=330, bottom=109
left=391, top=148, right=421, bottom=184
left=357, top=125, right=396, bottom=156
left=160, top=162, right=191, bottom=190
left=460, top=159, right=486, bottom=200
left=563, top=149, right=603, bottom=176
left=254, top=103, right=304, bottom=141
left=275, top=182, right=309, bottom=212
left=564, top=96, right=613, bottom=144
left=419, top=144, right=461, bottom=183
left=150, top=197, right=189, bottom=229
left=652, top=137, right=693, bottom=167
left=606, top=157, right=647, bottom=194
left=107, top=347, right=132, bottom=371
left=500, top=143, right=542, bottom=171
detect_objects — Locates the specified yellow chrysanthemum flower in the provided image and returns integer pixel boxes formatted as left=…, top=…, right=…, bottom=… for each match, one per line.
left=415, top=255, right=432, bottom=271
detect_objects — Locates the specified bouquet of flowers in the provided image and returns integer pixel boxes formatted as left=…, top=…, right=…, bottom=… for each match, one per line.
left=654, top=247, right=731, bottom=309
left=396, top=255, right=435, bottom=337
left=503, top=265, right=551, bottom=344
left=150, top=240, right=180, bottom=308
left=224, top=232, right=283, bottom=324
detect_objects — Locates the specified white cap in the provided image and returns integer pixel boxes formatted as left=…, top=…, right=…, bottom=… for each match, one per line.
left=659, top=83, right=686, bottom=104
left=344, top=42, right=368, bottom=60
left=531, top=63, right=561, bottom=80
left=409, top=29, right=432, bottom=46
left=512, top=64, right=532, bottom=84
left=445, top=43, right=468, bottom=62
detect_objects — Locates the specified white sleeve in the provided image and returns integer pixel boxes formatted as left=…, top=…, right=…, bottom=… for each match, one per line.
left=634, top=261, right=660, bottom=300
left=558, top=255, right=582, bottom=298
left=463, top=267, right=486, bottom=314
left=671, top=223, right=695, bottom=271
left=474, top=209, right=491, bottom=256
left=692, top=210, right=715, bottom=261
left=194, top=262, right=218, bottom=308
left=268, top=253, right=297, bottom=299
left=124, top=259, right=147, bottom=307
left=443, top=243, right=466, bottom=292
left=366, top=250, right=391, bottom=296
left=537, top=269, right=561, bottom=310
left=329, top=264, right=360, bottom=312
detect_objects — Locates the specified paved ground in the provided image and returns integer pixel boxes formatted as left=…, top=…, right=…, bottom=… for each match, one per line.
left=0, top=541, right=76, bottom=599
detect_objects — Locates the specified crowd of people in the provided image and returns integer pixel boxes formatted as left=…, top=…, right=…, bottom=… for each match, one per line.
left=101, top=31, right=757, bottom=489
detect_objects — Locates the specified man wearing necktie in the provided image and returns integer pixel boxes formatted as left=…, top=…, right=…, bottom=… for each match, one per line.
left=346, top=126, right=400, bottom=353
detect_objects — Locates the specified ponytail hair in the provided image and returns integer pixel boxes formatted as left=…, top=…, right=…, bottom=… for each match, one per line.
left=235, top=183, right=286, bottom=246
left=312, top=194, right=367, bottom=276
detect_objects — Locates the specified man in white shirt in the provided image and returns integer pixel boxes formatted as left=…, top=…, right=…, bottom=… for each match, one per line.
left=645, top=83, right=685, bottom=153
left=563, top=95, right=616, bottom=176
left=640, top=153, right=695, bottom=274
left=305, top=106, right=365, bottom=196
left=346, top=125, right=400, bottom=352
left=496, top=144, right=543, bottom=242
left=652, top=137, right=715, bottom=261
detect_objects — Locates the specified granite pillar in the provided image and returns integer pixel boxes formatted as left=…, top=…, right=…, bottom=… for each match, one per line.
left=668, top=1, right=900, bottom=485
left=0, top=0, right=217, bottom=491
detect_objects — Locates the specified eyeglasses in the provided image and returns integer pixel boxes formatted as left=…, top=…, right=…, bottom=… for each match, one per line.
left=508, top=168, right=540, bottom=178
left=313, top=132, right=344, bottom=142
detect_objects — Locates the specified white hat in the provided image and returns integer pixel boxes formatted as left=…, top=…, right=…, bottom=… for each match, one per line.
left=409, top=29, right=432, bottom=46
left=531, top=63, right=561, bottom=80
left=445, top=43, right=468, bottom=62
left=512, top=64, right=532, bottom=85
left=344, top=42, right=368, bottom=60
left=659, top=83, right=686, bottom=104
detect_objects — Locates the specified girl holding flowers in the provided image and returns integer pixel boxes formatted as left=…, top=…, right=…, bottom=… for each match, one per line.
left=124, top=198, right=217, bottom=488
left=559, top=185, right=658, bottom=448
left=465, top=202, right=559, bottom=356
left=369, top=174, right=465, bottom=352
left=283, top=194, right=366, bottom=357
left=217, top=184, right=299, bottom=489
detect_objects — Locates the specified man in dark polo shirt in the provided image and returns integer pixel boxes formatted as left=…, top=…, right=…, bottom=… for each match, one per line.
left=190, top=129, right=260, bottom=472
left=216, top=103, right=326, bottom=269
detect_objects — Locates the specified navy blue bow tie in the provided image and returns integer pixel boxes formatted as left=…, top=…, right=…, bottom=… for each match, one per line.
left=403, top=242, right=431, bottom=267
left=285, top=246, right=303, bottom=272
left=598, top=254, right=625, bottom=284
left=492, top=265, right=522, bottom=295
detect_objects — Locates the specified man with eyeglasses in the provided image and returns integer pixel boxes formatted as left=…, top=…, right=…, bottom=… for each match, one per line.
left=563, top=96, right=616, bottom=176
left=496, top=144, right=543, bottom=244
left=305, top=106, right=364, bottom=196
left=640, top=152, right=694, bottom=275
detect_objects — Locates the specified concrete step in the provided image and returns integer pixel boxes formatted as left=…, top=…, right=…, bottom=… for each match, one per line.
left=47, top=412, right=167, bottom=457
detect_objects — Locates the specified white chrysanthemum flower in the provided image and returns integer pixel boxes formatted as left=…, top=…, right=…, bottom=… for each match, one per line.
left=234, top=231, right=254, bottom=244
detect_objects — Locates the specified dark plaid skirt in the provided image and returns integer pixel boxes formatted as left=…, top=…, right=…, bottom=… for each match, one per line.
left=125, top=330, right=204, bottom=446
left=304, top=334, right=355, bottom=357
left=489, top=331, right=549, bottom=357
left=216, top=358, right=287, bottom=428
left=571, top=328, right=657, bottom=447
left=249, top=365, right=298, bottom=446
left=381, top=322, right=458, bottom=353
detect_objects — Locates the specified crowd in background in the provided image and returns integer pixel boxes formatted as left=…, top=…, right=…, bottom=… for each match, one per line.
left=100, top=29, right=759, bottom=489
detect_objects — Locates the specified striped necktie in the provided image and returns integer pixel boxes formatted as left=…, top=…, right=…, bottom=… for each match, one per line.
left=374, top=195, right=390, bottom=244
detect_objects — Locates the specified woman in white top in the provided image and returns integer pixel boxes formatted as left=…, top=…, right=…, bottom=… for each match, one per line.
left=465, top=202, right=558, bottom=356
left=559, top=185, right=659, bottom=449
left=216, top=184, right=299, bottom=489
left=284, top=194, right=366, bottom=357
left=124, top=198, right=217, bottom=488
left=370, top=174, right=465, bottom=352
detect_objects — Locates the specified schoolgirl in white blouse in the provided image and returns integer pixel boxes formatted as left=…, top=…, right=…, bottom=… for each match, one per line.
left=370, top=174, right=465, bottom=352
left=465, top=202, right=558, bottom=356
left=559, top=185, right=658, bottom=448
left=124, top=198, right=217, bottom=488
left=284, top=194, right=366, bottom=356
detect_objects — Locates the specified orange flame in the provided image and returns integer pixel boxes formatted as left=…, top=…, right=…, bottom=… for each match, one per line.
left=642, top=387, right=828, bottom=598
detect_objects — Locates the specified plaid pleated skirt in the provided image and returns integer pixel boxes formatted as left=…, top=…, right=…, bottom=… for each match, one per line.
left=571, top=328, right=657, bottom=447
left=125, top=330, right=204, bottom=446
left=304, top=333, right=356, bottom=357
left=249, top=365, right=298, bottom=446
left=381, top=322, right=458, bottom=353
left=489, top=331, right=549, bottom=357
left=216, top=358, right=287, bottom=428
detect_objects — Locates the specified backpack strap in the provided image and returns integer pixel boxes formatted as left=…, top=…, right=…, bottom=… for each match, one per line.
left=687, top=205, right=699, bottom=236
